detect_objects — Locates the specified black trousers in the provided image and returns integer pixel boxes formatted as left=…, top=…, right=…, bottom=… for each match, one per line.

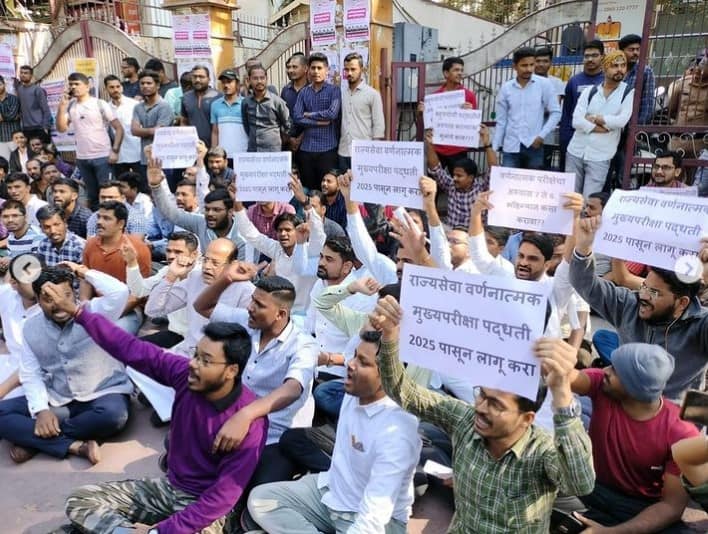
left=298, top=149, right=338, bottom=190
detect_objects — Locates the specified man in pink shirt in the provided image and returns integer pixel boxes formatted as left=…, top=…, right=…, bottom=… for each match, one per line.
left=56, top=72, right=124, bottom=210
left=247, top=201, right=295, bottom=240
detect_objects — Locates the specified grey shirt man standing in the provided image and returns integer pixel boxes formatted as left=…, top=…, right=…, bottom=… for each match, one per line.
left=16, top=65, right=52, bottom=142
left=180, top=66, right=220, bottom=148
left=241, top=66, right=291, bottom=153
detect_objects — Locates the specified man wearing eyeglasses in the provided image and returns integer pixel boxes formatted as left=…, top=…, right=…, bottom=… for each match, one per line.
left=559, top=40, right=605, bottom=171
left=645, top=152, right=687, bottom=189
left=570, top=213, right=708, bottom=403
left=55, top=298, right=267, bottom=534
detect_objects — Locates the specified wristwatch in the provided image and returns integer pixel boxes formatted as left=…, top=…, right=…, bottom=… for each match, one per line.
left=553, top=397, right=582, bottom=418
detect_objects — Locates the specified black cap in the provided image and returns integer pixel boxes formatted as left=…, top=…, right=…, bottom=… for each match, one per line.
left=218, top=69, right=239, bottom=81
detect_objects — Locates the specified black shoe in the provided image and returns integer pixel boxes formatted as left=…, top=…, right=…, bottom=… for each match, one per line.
left=158, top=452, right=168, bottom=473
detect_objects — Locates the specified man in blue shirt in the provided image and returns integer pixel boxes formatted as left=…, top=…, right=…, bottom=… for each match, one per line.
left=293, top=53, right=341, bottom=190
left=559, top=40, right=605, bottom=171
left=493, top=47, right=561, bottom=170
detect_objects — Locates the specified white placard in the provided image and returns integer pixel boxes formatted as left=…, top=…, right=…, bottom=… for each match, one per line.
left=640, top=185, right=698, bottom=197
left=351, top=140, right=425, bottom=210
left=594, top=190, right=708, bottom=272
left=400, top=264, right=550, bottom=400
left=488, top=166, right=576, bottom=235
left=127, top=368, right=174, bottom=423
left=234, top=151, right=293, bottom=203
left=152, top=126, right=199, bottom=169
left=432, top=108, right=481, bottom=148
left=423, top=89, right=465, bottom=128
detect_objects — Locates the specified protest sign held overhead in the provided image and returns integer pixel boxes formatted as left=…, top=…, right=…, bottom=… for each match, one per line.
left=351, top=140, right=425, bottom=210
left=488, top=166, right=576, bottom=235
left=234, top=152, right=292, bottom=203
left=400, top=264, right=550, bottom=400
left=152, top=127, right=199, bottom=168
left=594, top=189, right=708, bottom=272
left=432, top=108, right=482, bottom=148
left=423, top=89, right=465, bottom=128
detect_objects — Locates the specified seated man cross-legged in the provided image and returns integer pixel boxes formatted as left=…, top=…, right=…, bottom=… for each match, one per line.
left=59, top=298, right=268, bottom=533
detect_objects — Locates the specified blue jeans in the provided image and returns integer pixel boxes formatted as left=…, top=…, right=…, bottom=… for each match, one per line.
left=76, top=156, right=113, bottom=210
left=0, top=394, right=130, bottom=458
left=502, top=144, right=544, bottom=170
left=592, top=329, right=620, bottom=365
left=313, top=379, right=345, bottom=420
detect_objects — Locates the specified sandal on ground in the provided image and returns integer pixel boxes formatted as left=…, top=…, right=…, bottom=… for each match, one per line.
left=9, top=444, right=38, bottom=464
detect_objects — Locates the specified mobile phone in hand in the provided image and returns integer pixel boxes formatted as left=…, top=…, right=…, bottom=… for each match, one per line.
left=680, top=390, right=708, bottom=426
left=550, top=509, right=585, bottom=534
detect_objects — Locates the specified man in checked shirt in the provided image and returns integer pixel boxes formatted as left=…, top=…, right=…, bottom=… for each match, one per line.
left=370, top=296, right=595, bottom=533
left=425, top=124, right=495, bottom=229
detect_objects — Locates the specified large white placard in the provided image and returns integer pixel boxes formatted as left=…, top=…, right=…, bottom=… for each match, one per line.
left=351, top=140, right=424, bottom=209
left=152, top=127, right=199, bottom=169
left=640, top=185, right=698, bottom=197
left=488, top=166, right=576, bottom=235
left=400, top=265, right=550, bottom=400
left=594, top=190, right=708, bottom=271
left=423, top=90, right=465, bottom=128
left=432, top=108, right=482, bottom=148
left=234, top=152, right=292, bottom=203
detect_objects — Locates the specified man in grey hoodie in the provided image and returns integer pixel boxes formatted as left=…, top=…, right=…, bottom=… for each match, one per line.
left=569, top=215, right=708, bottom=401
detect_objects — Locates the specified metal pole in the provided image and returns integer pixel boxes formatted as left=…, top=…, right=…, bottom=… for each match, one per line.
left=622, top=0, right=655, bottom=188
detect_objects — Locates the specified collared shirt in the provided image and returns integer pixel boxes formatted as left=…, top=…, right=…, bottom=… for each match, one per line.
left=8, top=225, right=42, bottom=256
left=293, top=82, right=341, bottom=153
left=378, top=339, right=595, bottom=533
left=164, top=86, right=184, bottom=118
left=281, top=81, right=304, bottom=116
left=246, top=202, right=295, bottom=239
left=338, top=81, right=385, bottom=157
left=318, top=394, right=420, bottom=529
left=86, top=203, right=149, bottom=237
left=568, top=82, right=634, bottom=161
left=66, top=204, right=93, bottom=239
left=234, top=208, right=322, bottom=313
left=624, top=62, right=656, bottom=125
left=646, top=179, right=687, bottom=189
left=241, top=92, right=291, bottom=152
left=133, top=97, right=175, bottom=164
left=212, top=305, right=319, bottom=444
left=493, top=74, right=561, bottom=153
left=210, top=95, right=248, bottom=157
left=181, top=88, right=221, bottom=146
left=36, top=231, right=85, bottom=266
left=432, top=84, right=478, bottom=157
left=109, top=96, right=142, bottom=163
left=145, top=267, right=254, bottom=356
left=16, top=83, right=51, bottom=129
left=346, top=210, right=398, bottom=286
left=428, top=163, right=489, bottom=228
left=129, top=192, right=154, bottom=225
left=127, top=263, right=193, bottom=338
left=66, top=97, right=115, bottom=160
left=0, top=92, right=21, bottom=143
left=306, top=269, right=377, bottom=377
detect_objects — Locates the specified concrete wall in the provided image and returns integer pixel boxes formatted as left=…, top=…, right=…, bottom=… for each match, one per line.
left=392, top=0, right=505, bottom=54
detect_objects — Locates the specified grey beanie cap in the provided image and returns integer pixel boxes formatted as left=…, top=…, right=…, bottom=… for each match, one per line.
left=610, top=343, right=674, bottom=403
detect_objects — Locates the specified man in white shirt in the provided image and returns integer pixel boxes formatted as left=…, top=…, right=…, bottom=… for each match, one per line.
left=337, top=52, right=385, bottom=170
left=193, top=270, right=319, bottom=519
left=5, top=172, right=47, bottom=226
left=104, top=75, right=141, bottom=177
left=566, top=50, right=634, bottom=197
left=232, top=194, right=324, bottom=314
left=116, top=170, right=153, bottom=223
left=0, top=254, right=42, bottom=400
left=248, top=329, right=421, bottom=534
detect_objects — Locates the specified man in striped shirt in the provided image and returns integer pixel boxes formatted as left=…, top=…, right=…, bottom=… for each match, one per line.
left=1, top=200, right=42, bottom=260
